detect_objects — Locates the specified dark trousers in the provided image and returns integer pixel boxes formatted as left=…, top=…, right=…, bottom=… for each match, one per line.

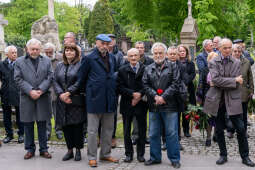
left=216, top=105, right=249, bottom=159
left=3, top=105, right=24, bottom=137
left=122, top=112, right=146, bottom=157
left=24, top=121, right=48, bottom=153
left=63, top=123, right=84, bottom=150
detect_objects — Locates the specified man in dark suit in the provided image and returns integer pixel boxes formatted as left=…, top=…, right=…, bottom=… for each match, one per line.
left=203, top=38, right=255, bottom=167
left=132, top=41, right=153, bottom=144
left=0, top=46, right=24, bottom=144
left=117, top=48, right=147, bottom=163
left=14, top=38, right=53, bottom=160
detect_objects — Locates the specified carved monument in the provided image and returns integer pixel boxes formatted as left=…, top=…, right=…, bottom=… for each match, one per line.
left=180, top=0, right=198, bottom=61
left=0, top=14, right=8, bottom=60
left=31, top=0, right=61, bottom=51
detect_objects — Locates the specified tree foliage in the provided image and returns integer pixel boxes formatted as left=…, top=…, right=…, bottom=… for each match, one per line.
left=87, top=0, right=114, bottom=45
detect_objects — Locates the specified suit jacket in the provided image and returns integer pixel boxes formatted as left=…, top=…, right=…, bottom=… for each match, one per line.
left=117, top=63, right=147, bottom=115
left=203, top=54, right=242, bottom=116
left=14, top=55, right=53, bottom=122
left=0, top=58, right=19, bottom=106
left=77, top=47, right=117, bottom=113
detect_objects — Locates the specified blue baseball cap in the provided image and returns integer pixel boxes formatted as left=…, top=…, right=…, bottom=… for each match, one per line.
left=96, top=34, right=112, bottom=42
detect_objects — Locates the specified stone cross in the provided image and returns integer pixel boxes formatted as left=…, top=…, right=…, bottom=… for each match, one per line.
left=0, top=14, right=8, bottom=56
left=48, top=0, right=54, bottom=19
left=188, top=0, right=192, bottom=18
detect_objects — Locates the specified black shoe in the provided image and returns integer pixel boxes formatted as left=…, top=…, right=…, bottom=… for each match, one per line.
left=180, top=144, right=184, bottom=151
left=213, top=135, right=217, bottom=142
left=242, top=157, right=255, bottom=167
left=3, top=136, right=13, bottom=144
left=145, top=137, right=150, bottom=144
left=56, top=133, right=63, bottom=140
left=18, top=135, right=24, bottom=143
left=162, top=142, right=167, bottom=151
left=62, top=152, right=74, bottom=161
left=205, top=139, right=211, bottom=147
left=124, top=155, right=133, bottom=163
left=184, top=132, right=191, bottom=138
left=172, top=162, right=181, bottom=169
left=137, top=156, right=145, bottom=162
left=132, top=139, right=137, bottom=145
left=144, top=159, right=161, bottom=166
left=216, top=156, right=227, bottom=165
left=74, top=149, right=81, bottom=161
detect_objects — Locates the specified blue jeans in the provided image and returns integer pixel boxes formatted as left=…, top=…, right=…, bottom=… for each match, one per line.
left=149, top=111, right=180, bottom=163
left=24, top=121, right=48, bottom=153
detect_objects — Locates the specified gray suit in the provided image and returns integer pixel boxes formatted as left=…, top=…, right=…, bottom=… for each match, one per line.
left=14, top=55, right=53, bottom=122
left=14, top=55, right=53, bottom=153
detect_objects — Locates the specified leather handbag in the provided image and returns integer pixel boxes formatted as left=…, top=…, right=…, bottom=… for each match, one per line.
left=70, top=94, right=85, bottom=107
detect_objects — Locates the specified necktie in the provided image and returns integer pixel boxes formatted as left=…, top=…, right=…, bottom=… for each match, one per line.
left=133, top=66, right=136, bottom=73
left=9, top=61, right=14, bottom=69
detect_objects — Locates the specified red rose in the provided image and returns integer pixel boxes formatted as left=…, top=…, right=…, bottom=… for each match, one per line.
left=194, top=115, right=200, bottom=121
left=157, top=89, right=164, bottom=95
left=195, top=125, right=199, bottom=129
left=185, top=115, right=190, bottom=120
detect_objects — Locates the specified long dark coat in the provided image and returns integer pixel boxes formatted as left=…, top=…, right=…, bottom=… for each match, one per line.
left=53, top=61, right=86, bottom=127
left=117, top=63, right=147, bottom=115
left=76, top=48, right=117, bottom=114
left=0, top=58, right=19, bottom=106
left=203, top=55, right=243, bottom=116
left=14, top=55, right=53, bottom=122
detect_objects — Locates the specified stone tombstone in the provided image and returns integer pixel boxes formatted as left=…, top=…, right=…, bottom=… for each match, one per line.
left=180, top=0, right=198, bottom=61
left=0, top=14, right=8, bottom=60
left=31, top=15, right=61, bottom=51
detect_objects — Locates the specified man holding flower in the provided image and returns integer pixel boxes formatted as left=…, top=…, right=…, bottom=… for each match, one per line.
left=143, top=42, right=182, bottom=169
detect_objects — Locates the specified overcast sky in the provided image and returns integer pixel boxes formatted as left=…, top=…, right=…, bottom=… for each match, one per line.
left=0, top=0, right=98, bottom=8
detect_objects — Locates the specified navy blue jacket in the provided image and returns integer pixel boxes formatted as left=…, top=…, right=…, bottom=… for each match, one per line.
left=77, top=48, right=117, bottom=114
left=196, top=50, right=208, bottom=73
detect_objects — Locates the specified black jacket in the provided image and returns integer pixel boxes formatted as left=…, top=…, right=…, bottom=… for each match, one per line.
left=0, top=58, right=19, bottom=106
left=179, top=60, right=196, bottom=105
left=197, top=67, right=210, bottom=104
left=54, top=61, right=86, bottom=127
left=142, top=60, right=181, bottom=112
left=117, top=63, right=147, bottom=114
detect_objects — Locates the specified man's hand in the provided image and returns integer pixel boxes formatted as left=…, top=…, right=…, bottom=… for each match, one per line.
left=29, top=90, right=40, bottom=100
left=60, top=92, right=72, bottom=104
left=133, top=92, right=142, bottom=100
left=154, top=95, right=166, bottom=105
left=235, top=75, right=243, bottom=85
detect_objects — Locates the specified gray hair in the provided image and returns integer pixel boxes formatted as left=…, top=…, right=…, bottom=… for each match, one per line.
left=4, top=45, right=17, bottom=54
left=213, top=36, right=222, bottom=42
left=202, top=39, right=212, bottom=49
left=232, top=44, right=242, bottom=51
left=65, top=32, right=76, bottom=38
left=219, top=38, right=232, bottom=48
left=151, top=42, right=167, bottom=54
left=167, top=46, right=177, bottom=52
left=26, top=38, right=42, bottom=48
left=135, top=41, right=145, bottom=47
left=43, top=42, right=55, bottom=51
left=127, top=48, right=139, bottom=56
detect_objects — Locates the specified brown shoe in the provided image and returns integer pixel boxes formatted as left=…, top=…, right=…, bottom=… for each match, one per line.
left=100, top=157, right=119, bottom=163
left=111, top=138, right=117, bottom=148
left=24, top=152, right=35, bottom=160
left=40, top=151, right=52, bottom=159
left=89, top=160, right=97, bottom=167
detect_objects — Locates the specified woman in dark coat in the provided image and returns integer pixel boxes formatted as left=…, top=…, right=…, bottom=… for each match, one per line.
left=177, top=45, right=196, bottom=137
left=54, top=43, right=86, bottom=161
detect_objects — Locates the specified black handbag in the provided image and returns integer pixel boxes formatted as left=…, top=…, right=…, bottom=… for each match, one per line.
left=70, top=94, right=85, bottom=107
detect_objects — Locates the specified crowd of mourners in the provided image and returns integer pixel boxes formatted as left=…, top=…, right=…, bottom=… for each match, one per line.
left=0, top=32, right=255, bottom=168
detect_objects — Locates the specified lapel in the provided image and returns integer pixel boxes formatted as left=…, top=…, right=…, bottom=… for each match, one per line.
left=135, top=63, right=144, bottom=79
left=3, top=58, right=10, bottom=71
left=25, top=56, right=37, bottom=75
left=36, top=56, right=44, bottom=75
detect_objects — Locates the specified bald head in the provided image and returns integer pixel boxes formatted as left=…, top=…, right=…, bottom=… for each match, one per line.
left=219, top=38, right=232, bottom=57
left=127, top=48, right=140, bottom=66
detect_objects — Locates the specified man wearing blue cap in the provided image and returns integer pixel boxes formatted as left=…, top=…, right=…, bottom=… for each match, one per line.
left=76, top=34, right=119, bottom=167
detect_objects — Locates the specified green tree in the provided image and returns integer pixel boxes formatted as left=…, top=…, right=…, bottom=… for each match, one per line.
left=87, top=0, right=114, bottom=45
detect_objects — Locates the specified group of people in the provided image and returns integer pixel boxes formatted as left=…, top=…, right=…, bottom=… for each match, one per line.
left=0, top=32, right=255, bottom=168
